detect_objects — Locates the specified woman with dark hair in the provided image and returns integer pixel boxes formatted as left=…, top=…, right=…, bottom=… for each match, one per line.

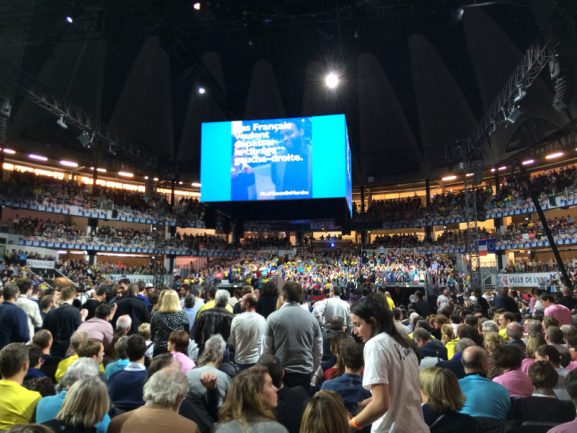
left=257, top=281, right=278, bottom=319
left=348, top=293, right=428, bottom=433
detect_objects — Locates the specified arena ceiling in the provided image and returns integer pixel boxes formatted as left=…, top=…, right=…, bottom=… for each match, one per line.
left=0, top=0, right=574, bottom=185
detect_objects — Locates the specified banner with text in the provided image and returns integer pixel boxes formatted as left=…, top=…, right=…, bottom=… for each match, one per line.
left=497, top=272, right=557, bottom=288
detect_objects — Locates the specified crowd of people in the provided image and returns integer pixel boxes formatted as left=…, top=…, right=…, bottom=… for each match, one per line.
left=0, top=276, right=577, bottom=433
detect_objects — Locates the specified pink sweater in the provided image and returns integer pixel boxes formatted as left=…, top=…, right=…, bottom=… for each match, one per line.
left=493, top=368, right=533, bottom=397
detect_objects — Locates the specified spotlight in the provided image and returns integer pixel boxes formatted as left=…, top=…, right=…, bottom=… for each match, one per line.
left=193, top=2, right=201, bottom=11
left=513, top=87, right=527, bottom=103
left=324, top=72, right=339, bottom=90
left=455, top=7, right=465, bottom=21
left=65, top=16, right=73, bottom=24
left=56, top=115, right=68, bottom=129
left=77, top=131, right=94, bottom=149
left=197, top=86, right=206, bottom=95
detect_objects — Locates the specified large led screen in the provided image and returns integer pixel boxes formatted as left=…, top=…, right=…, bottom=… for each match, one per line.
left=200, top=114, right=352, bottom=213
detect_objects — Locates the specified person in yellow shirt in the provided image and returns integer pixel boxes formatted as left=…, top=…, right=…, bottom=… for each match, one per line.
left=195, top=287, right=233, bottom=318
left=0, top=343, right=41, bottom=429
left=497, top=312, right=516, bottom=342
left=55, top=332, right=105, bottom=383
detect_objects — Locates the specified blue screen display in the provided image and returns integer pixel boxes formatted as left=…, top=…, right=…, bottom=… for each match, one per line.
left=200, top=114, right=352, bottom=213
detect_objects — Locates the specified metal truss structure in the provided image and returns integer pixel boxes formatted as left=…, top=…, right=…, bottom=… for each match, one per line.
left=0, top=63, right=158, bottom=169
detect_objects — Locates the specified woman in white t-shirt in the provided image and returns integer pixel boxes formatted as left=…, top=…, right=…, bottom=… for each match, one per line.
left=349, top=293, right=429, bottom=433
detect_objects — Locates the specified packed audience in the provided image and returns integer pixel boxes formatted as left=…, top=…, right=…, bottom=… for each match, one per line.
left=1, top=276, right=577, bottom=433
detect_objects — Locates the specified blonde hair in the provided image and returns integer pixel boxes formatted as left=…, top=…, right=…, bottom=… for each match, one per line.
left=218, top=366, right=276, bottom=425
left=56, top=377, right=109, bottom=427
left=138, top=323, right=151, bottom=340
left=157, top=289, right=181, bottom=313
left=483, top=332, right=504, bottom=354
left=299, top=391, right=350, bottom=433
left=420, top=367, right=464, bottom=413
left=441, top=324, right=455, bottom=345
left=525, top=332, right=546, bottom=359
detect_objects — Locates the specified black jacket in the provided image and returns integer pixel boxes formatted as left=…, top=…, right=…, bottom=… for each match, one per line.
left=112, top=295, right=150, bottom=334
left=44, top=303, right=82, bottom=357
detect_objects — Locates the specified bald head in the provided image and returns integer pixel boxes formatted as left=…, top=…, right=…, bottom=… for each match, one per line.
left=461, top=346, right=488, bottom=374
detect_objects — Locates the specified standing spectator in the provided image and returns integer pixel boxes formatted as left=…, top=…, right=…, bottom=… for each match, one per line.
left=315, top=287, right=351, bottom=330
left=151, top=290, right=189, bottom=356
left=348, top=293, right=428, bottom=433
left=112, top=283, right=150, bottom=334
left=194, top=289, right=233, bottom=353
left=0, top=283, right=30, bottom=348
left=82, top=286, right=108, bottom=320
left=541, top=293, right=573, bottom=327
left=493, top=287, right=519, bottom=314
left=263, top=281, right=322, bottom=389
left=229, top=293, right=266, bottom=370
left=15, top=278, right=43, bottom=341
left=0, top=343, right=42, bottom=429
left=257, top=280, right=278, bottom=319
left=43, top=286, right=84, bottom=358
left=436, top=288, right=451, bottom=311
left=410, top=290, right=432, bottom=318
left=77, top=303, right=115, bottom=350
left=458, top=346, right=511, bottom=421
left=187, top=286, right=205, bottom=330
left=557, top=286, right=577, bottom=312
left=108, top=368, right=199, bottom=433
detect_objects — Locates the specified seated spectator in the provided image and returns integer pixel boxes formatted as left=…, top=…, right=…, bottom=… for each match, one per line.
left=441, top=324, right=458, bottom=360
left=23, top=344, right=55, bottom=397
left=33, top=330, right=60, bottom=383
left=215, top=365, right=287, bottom=433
left=491, top=344, right=533, bottom=397
left=506, top=322, right=525, bottom=348
left=299, top=390, right=349, bottom=433
left=0, top=343, right=42, bottom=429
left=420, top=367, right=477, bottom=432
left=413, top=328, right=447, bottom=368
left=108, top=368, right=199, bottom=433
left=77, top=303, right=115, bottom=350
left=168, top=330, right=196, bottom=374
left=321, top=341, right=370, bottom=415
left=548, top=369, right=577, bottom=433
left=437, top=338, right=476, bottom=379
left=104, top=337, right=129, bottom=380
left=36, top=358, right=110, bottom=433
left=458, top=346, right=510, bottom=421
left=76, top=340, right=105, bottom=371
left=54, top=331, right=88, bottom=383
left=107, top=334, right=148, bottom=411
left=508, top=361, right=575, bottom=432
left=320, top=332, right=354, bottom=381
left=258, top=354, right=309, bottom=433
left=522, top=332, right=546, bottom=374
left=187, top=335, right=230, bottom=407
left=41, top=377, right=109, bottom=433
left=536, top=344, right=571, bottom=401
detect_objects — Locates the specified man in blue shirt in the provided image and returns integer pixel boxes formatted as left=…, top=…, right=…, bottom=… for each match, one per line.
left=108, top=334, right=148, bottom=410
left=0, top=283, right=29, bottom=349
left=458, top=346, right=510, bottom=420
left=321, top=341, right=370, bottom=414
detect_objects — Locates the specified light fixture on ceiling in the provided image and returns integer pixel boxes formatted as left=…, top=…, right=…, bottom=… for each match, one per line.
left=56, top=115, right=68, bottom=129
left=324, top=72, right=340, bottom=90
